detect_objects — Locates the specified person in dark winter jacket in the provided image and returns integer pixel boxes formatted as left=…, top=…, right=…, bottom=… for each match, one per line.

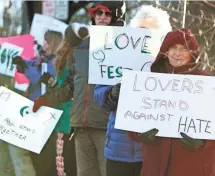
left=129, top=28, right=215, bottom=176
left=31, top=1, right=126, bottom=176
left=94, top=5, right=172, bottom=176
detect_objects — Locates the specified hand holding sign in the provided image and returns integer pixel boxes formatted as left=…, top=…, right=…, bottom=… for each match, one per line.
left=137, top=128, right=159, bottom=144
left=39, top=72, right=57, bottom=88
left=180, top=132, right=206, bottom=151
left=39, top=72, right=52, bottom=84
left=12, top=56, right=28, bottom=73
left=110, top=83, right=121, bottom=101
left=33, top=96, right=49, bottom=113
left=0, top=43, right=23, bottom=76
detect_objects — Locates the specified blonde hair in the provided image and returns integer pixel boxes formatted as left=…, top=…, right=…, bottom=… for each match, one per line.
left=44, top=30, right=63, bottom=54
left=54, top=23, right=89, bottom=75
left=54, top=39, right=75, bottom=75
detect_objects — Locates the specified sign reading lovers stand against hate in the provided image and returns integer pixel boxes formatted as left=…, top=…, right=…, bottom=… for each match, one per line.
left=0, top=86, right=63, bottom=153
left=115, top=70, right=215, bottom=140
left=88, top=26, right=167, bottom=85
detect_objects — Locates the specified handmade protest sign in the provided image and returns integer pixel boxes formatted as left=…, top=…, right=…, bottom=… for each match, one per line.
left=12, top=34, right=35, bottom=91
left=0, top=34, right=35, bottom=59
left=30, top=13, right=68, bottom=46
left=115, top=70, right=215, bottom=140
left=88, top=26, right=166, bottom=85
left=0, top=86, right=63, bottom=153
left=0, top=43, right=23, bottom=77
left=0, top=34, right=35, bottom=91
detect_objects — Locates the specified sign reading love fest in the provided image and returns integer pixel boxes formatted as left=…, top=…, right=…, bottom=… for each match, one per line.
left=115, top=70, right=215, bottom=140
left=88, top=26, right=166, bottom=85
left=0, top=86, right=63, bottom=153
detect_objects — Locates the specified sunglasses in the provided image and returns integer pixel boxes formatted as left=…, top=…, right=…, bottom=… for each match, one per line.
left=95, top=10, right=112, bottom=17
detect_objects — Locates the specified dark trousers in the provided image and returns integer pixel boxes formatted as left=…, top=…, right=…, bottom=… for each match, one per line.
left=31, top=132, right=77, bottom=176
left=106, top=159, right=142, bottom=176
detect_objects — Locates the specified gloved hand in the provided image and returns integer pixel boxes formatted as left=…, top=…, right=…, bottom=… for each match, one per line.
left=109, top=83, right=121, bottom=102
left=32, top=97, right=49, bottom=113
left=137, top=128, right=159, bottom=144
left=39, top=72, right=57, bottom=88
left=65, top=23, right=89, bottom=48
left=12, top=56, right=28, bottom=73
left=180, top=132, right=206, bottom=151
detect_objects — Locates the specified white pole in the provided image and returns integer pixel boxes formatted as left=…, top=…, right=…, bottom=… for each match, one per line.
left=182, top=0, right=188, bottom=28
left=41, top=63, right=47, bottom=95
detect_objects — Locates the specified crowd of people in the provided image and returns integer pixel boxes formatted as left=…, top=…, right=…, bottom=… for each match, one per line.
left=1, top=1, right=215, bottom=176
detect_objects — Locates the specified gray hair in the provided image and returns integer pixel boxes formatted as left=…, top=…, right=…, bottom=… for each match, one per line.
left=129, top=5, right=172, bottom=33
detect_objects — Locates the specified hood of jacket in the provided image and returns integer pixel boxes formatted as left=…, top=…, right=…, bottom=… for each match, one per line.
left=151, top=28, right=203, bottom=74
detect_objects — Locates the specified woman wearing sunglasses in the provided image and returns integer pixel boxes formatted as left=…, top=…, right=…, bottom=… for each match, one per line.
left=88, top=1, right=125, bottom=26
left=89, top=8, right=112, bottom=26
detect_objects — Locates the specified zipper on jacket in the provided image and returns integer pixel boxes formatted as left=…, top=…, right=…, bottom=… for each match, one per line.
left=132, top=142, right=135, bottom=161
left=81, top=84, right=90, bottom=127
left=164, top=139, right=173, bottom=175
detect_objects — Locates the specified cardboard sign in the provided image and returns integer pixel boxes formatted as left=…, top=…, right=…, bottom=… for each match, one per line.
left=88, top=26, right=167, bottom=85
left=30, top=13, right=68, bottom=46
left=0, top=86, right=63, bottom=153
left=0, top=43, right=23, bottom=77
left=115, top=70, right=215, bottom=140
left=0, top=34, right=35, bottom=92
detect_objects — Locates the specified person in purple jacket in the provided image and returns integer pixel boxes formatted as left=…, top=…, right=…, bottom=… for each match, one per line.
left=13, top=30, right=74, bottom=176
left=13, top=30, right=62, bottom=101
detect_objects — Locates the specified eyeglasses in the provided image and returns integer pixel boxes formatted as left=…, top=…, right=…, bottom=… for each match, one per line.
left=95, top=10, right=112, bottom=17
left=168, top=47, right=189, bottom=53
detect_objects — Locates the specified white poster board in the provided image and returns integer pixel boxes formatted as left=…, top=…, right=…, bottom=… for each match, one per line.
left=30, top=13, right=68, bottom=46
left=55, top=0, right=69, bottom=20
left=88, top=26, right=166, bottom=85
left=0, top=86, right=63, bottom=153
left=0, top=43, right=23, bottom=77
left=115, top=70, right=215, bottom=140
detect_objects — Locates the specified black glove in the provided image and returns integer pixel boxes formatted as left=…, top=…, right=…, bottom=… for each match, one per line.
left=39, top=72, right=57, bottom=88
left=109, top=83, right=121, bottom=102
left=180, top=132, right=206, bottom=151
left=12, top=56, right=28, bottom=73
left=137, top=128, right=159, bottom=144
